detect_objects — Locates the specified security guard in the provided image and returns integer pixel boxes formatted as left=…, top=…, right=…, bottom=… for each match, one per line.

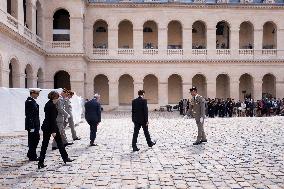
left=25, top=88, right=41, bottom=161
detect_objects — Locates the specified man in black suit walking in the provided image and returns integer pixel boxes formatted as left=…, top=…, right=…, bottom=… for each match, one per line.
left=132, top=90, right=156, bottom=152
left=25, top=88, right=41, bottom=161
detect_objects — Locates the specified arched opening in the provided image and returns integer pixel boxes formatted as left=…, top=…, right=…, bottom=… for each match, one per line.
left=54, top=70, right=71, bottom=90
left=192, top=74, right=207, bottom=97
left=167, top=21, right=182, bottom=49
left=143, top=74, right=158, bottom=104
left=25, top=64, right=33, bottom=88
left=239, top=73, right=253, bottom=100
left=192, top=21, right=207, bottom=49
left=37, top=68, right=44, bottom=88
left=94, top=74, right=109, bottom=105
left=239, top=21, right=254, bottom=49
left=143, top=21, right=158, bottom=49
left=262, top=74, right=276, bottom=98
left=118, top=20, right=133, bottom=49
left=93, top=20, right=108, bottom=49
left=119, top=74, right=134, bottom=105
left=9, top=58, right=20, bottom=88
left=216, top=21, right=230, bottom=49
left=216, top=74, right=230, bottom=99
left=53, top=9, right=70, bottom=41
left=36, top=0, right=43, bottom=37
left=7, top=0, right=18, bottom=19
left=168, top=74, right=182, bottom=104
left=263, top=22, right=277, bottom=49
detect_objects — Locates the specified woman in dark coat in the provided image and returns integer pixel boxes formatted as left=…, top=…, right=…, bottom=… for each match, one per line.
left=38, top=91, right=73, bottom=169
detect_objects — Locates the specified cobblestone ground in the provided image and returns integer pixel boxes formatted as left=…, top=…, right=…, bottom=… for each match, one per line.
left=0, top=112, right=284, bottom=189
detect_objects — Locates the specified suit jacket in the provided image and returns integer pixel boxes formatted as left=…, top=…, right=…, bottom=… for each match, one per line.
left=56, top=97, right=69, bottom=123
left=25, top=97, right=40, bottom=131
left=64, top=98, right=73, bottom=117
left=189, top=95, right=206, bottom=119
left=85, top=98, right=101, bottom=123
left=132, top=96, right=148, bottom=125
left=41, top=100, right=59, bottom=133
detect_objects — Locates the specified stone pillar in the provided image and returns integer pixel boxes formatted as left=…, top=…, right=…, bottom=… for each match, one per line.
left=18, top=72, right=26, bottom=88
left=0, top=0, right=7, bottom=13
left=158, top=81, right=168, bottom=106
left=277, top=29, right=284, bottom=57
left=25, top=1, right=32, bottom=29
left=1, top=68, right=10, bottom=88
left=183, top=27, right=192, bottom=56
left=134, top=81, right=143, bottom=95
left=133, top=28, right=143, bottom=55
left=230, top=27, right=240, bottom=57
left=207, top=27, right=216, bottom=56
left=183, top=82, right=192, bottom=99
left=230, top=77, right=239, bottom=100
left=70, top=71, right=85, bottom=97
left=31, top=2, right=37, bottom=34
left=17, top=0, right=24, bottom=25
left=158, top=27, right=167, bottom=56
left=276, top=80, right=284, bottom=99
left=254, top=79, right=263, bottom=100
left=108, top=28, right=118, bottom=56
left=84, top=79, right=93, bottom=100
left=207, top=81, right=216, bottom=99
left=254, top=28, right=263, bottom=57
left=85, top=26, right=93, bottom=55
left=70, top=17, right=84, bottom=53
left=109, top=81, right=119, bottom=109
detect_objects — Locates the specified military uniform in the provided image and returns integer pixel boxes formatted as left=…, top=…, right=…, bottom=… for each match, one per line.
left=52, top=97, right=69, bottom=148
left=64, top=97, right=79, bottom=140
left=189, top=94, right=207, bottom=143
left=25, top=96, right=40, bottom=160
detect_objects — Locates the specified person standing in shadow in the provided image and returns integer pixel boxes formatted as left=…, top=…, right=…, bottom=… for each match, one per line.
left=131, top=90, right=156, bottom=152
left=38, top=91, right=74, bottom=169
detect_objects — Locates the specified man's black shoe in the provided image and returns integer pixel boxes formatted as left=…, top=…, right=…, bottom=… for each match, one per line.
left=149, top=141, right=156, bottom=147
left=133, top=147, right=140, bottom=152
left=63, top=158, right=74, bottom=164
left=64, top=142, right=74, bottom=147
left=73, top=138, right=81, bottom=141
left=52, top=147, right=58, bottom=150
left=201, top=139, right=207, bottom=143
left=29, top=157, right=39, bottom=161
left=193, top=141, right=202, bottom=145
left=90, top=143, right=98, bottom=147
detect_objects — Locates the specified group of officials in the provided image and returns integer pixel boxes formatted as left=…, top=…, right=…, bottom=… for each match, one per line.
left=25, top=86, right=207, bottom=168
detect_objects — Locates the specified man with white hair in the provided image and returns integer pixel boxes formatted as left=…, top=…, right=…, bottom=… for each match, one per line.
left=85, top=94, right=101, bottom=146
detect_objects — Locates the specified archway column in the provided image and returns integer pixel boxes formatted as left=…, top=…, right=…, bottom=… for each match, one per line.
left=158, top=28, right=167, bottom=56
left=254, top=28, right=263, bottom=56
left=254, top=79, right=262, bottom=100
left=183, top=27, right=192, bottom=54
left=108, top=28, right=118, bottom=56
left=207, top=81, right=215, bottom=98
left=0, top=1, right=7, bottom=14
left=134, top=81, right=143, bottom=97
left=18, top=0, right=24, bottom=25
left=1, top=68, right=9, bottom=87
left=31, top=2, right=37, bottom=34
left=133, top=28, right=143, bottom=55
left=276, top=80, right=284, bottom=99
left=231, top=27, right=240, bottom=56
left=182, top=82, right=192, bottom=99
left=109, top=81, right=119, bottom=108
left=158, top=81, right=168, bottom=106
left=18, top=72, right=26, bottom=88
left=70, top=71, right=84, bottom=97
left=207, top=27, right=216, bottom=56
left=230, top=77, right=239, bottom=100
left=277, top=29, right=284, bottom=57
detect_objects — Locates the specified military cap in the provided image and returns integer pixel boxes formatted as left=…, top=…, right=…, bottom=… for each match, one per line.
left=189, top=86, right=197, bottom=92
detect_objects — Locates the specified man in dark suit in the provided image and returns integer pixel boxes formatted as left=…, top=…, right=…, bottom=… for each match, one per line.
left=25, top=88, right=41, bottom=161
left=85, top=94, right=101, bottom=146
left=132, top=90, right=156, bottom=152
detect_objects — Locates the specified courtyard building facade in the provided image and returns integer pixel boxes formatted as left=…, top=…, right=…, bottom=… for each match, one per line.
left=0, top=0, right=284, bottom=110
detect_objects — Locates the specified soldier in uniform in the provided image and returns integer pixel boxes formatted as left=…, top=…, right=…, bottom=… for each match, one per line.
left=64, top=91, right=80, bottom=141
left=188, top=87, right=207, bottom=145
left=52, top=89, right=73, bottom=150
left=25, top=88, right=41, bottom=161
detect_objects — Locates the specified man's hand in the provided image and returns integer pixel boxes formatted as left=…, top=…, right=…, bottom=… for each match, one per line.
left=30, top=129, right=35, bottom=133
left=200, top=117, right=204, bottom=123
left=52, top=133, right=56, bottom=138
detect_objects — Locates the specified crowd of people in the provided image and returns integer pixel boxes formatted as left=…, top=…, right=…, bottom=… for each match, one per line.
left=179, top=97, right=284, bottom=118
